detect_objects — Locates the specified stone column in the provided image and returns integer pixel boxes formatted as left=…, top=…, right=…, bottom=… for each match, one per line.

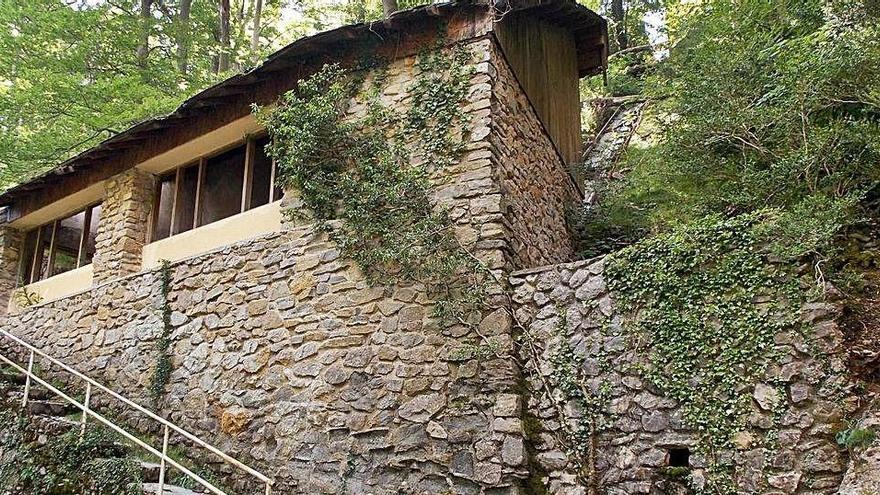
left=92, top=168, right=155, bottom=284
left=0, top=223, right=22, bottom=314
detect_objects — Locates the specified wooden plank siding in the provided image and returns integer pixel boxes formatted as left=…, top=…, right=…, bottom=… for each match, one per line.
left=495, top=14, right=582, bottom=170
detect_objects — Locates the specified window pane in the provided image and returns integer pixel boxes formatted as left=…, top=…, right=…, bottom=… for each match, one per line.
left=174, top=164, right=199, bottom=234
left=153, top=174, right=175, bottom=241
left=200, top=146, right=244, bottom=225
left=51, top=211, right=84, bottom=276
left=250, top=137, right=272, bottom=209
left=81, top=204, right=101, bottom=266
left=18, top=229, right=38, bottom=286
left=33, top=223, right=54, bottom=282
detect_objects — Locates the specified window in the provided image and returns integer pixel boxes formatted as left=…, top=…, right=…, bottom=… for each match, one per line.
left=17, top=203, right=102, bottom=286
left=150, top=135, right=282, bottom=242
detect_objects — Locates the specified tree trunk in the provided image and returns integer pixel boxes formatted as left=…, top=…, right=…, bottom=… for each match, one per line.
left=218, top=0, right=231, bottom=73
left=232, top=0, right=245, bottom=71
left=382, top=0, right=398, bottom=18
left=136, top=0, right=153, bottom=69
left=610, top=0, right=628, bottom=51
left=177, top=0, right=193, bottom=75
left=250, top=0, right=263, bottom=64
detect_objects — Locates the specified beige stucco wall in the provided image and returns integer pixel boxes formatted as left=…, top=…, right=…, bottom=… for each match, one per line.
left=8, top=263, right=93, bottom=314
left=141, top=200, right=283, bottom=270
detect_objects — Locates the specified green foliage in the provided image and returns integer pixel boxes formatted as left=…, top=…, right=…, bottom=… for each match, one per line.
left=0, top=410, right=142, bottom=495
left=597, top=0, right=880, bottom=269
left=0, top=0, right=299, bottom=190
left=255, top=41, right=491, bottom=327
left=544, top=305, right=614, bottom=487
left=150, top=259, right=173, bottom=404
left=836, top=423, right=877, bottom=450
left=605, top=213, right=801, bottom=491
left=659, top=466, right=690, bottom=479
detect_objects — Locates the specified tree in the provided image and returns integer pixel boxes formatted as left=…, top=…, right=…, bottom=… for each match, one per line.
left=136, top=0, right=154, bottom=69
left=177, top=0, right=193, bottom=74
left=218, top=0, right=231, bottom=73
left=251, top=0, right=263, bottom=64
left=588, top=0, right=880, bottom=264
left=0, top=0, right=297, bottom=189
left=382, top=0, right=398, bottom=18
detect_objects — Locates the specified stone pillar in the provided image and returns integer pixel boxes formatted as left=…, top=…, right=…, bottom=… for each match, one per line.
left=92, top=168, right=155, bottom=284
left=0, top=223, right=22, bottom=314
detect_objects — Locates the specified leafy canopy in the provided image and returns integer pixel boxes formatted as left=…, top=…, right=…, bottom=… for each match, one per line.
left=593, top=0, right=880, bottom=262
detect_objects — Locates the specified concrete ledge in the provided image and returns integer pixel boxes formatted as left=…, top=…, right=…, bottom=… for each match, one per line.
left=141, top=200, right=282, bottom=270
left=8, top=264, right=94, bottom=314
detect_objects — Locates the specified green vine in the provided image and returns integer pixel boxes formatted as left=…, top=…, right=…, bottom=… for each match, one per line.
left=254, top=38, right=490, bottom=328
left=0, top=409, right=143, bottom=495
left=605, top=213, right=803, bottom=493
left=546, top=305, right=614, bottom=495
left=150, top=259, right=173, bottom=404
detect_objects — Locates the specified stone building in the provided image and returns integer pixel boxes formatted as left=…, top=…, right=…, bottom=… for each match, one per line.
left=0, top=1, right=610, bottom=493
left=0, top=0, right=875, bottom=493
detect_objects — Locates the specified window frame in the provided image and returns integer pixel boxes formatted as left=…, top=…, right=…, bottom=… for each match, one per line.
left=149, top=133, right=281, bottom=243
left=18, top=202, right=102, bottom=286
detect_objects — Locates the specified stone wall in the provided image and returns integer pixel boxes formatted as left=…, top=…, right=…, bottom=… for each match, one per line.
left=2, top=224, right=524, bottom=494
left=488, top=39, right=580, bottom=269
left=511, top=258, right=858, bottom=495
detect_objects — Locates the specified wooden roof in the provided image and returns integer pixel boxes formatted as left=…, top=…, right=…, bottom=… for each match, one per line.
left=0, top=0, right=606, bottom=211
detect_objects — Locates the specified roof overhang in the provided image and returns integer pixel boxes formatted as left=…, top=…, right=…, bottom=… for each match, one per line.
left=0, top=0, right=606, bottom=219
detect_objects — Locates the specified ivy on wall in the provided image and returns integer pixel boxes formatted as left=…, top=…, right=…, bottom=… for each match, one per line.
left=150, top=259, right=174, bottom=404
left=605, top=212, right=803, bottom=492
left=546, top=306, right=614, bottom=494
left=254, top=38, right=490, bottom=328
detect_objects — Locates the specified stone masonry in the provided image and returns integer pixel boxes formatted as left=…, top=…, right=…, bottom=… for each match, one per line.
left=0, top=224, right=21, bottom=311
left=0, top=35, right=584, bottom=494
left=511, top=257, right=858, bottom=494
left=92, top=167, right=154, bottom=284
left=489, top=42, right=580, bottom=269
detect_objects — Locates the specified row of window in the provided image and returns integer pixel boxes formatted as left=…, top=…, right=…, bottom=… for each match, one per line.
left=18, top=203, right=102, bottom=285
left=16, top=135, right=282, bottom=287
left=152, top=135, right=281, bottom=242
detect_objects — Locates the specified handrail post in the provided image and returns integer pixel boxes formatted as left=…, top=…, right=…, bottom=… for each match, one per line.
left=21, top=350, right=34, bottom=408
left=80, top=382, right=91, bottom=440
left=159, top=424, right=170, bottom=494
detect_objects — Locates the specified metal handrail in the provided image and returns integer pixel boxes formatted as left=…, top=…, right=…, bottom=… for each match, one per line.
left=0, top=328, right=273, bottom=495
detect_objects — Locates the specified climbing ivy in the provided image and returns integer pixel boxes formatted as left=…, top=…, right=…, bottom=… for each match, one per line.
left=150, top=259, right=173, bottom=404
left=546, top=305, right=614, bottom=494
left=605, top=213, right=803, bottom=492
left=254, top=39, right=490, bottom=327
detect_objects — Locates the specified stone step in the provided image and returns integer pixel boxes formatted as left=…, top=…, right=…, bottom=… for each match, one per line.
left=140, top=460, right=161, bottom=483
left=31, top=415, right=81, bottom=437
left=0, top=370, right=25, bottom=385
left=5, top=385, right=53, bottom=401
left=142, top=483, right=201, bottom=495
left=25, top=399, right=77, bottom=417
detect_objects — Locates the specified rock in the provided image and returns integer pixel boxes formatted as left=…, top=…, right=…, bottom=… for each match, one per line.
left=426, top=421, right=448, bottom=439
left=398, top=393, right=445, bottom=423
left=754, top=383, right=781, bottom=411
left=501, top=436, right=526, bottom=466
left=732, top=431, right=756, bottom=450
left=641, top=411, right=669, bottom=432
left=493, top=394, right=521, bottom=417
left=768, top=472, right=801, bottom=492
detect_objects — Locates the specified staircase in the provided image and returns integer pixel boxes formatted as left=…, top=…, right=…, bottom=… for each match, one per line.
left=0, top=368, right=201, bottom=495
left=0, top=329, right=273, bottom=495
